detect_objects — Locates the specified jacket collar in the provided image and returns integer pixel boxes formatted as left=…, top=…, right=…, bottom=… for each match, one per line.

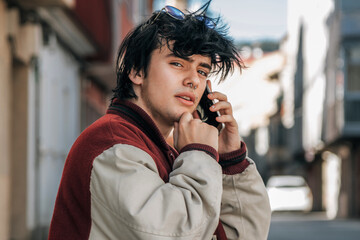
left=107, top=98, right=174, bottom=153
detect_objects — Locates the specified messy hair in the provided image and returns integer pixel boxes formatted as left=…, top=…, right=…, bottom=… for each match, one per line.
left=112, top=1, right=244, bottom=100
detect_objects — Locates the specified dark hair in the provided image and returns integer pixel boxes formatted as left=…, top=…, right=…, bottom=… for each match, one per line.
left=112, top=1, right=244, bottom=100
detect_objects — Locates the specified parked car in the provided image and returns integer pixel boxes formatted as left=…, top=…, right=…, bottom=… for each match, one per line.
left=266, top=175, right=313, bottom=212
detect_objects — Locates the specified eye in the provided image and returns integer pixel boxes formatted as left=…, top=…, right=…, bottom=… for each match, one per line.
left=198, top=69, right=209, bottom=77
left=171, top=62, right=183, bottom=67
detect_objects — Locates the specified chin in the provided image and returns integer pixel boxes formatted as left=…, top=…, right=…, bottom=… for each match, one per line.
left=171, top=107, right=195, bottom=122
left=173, top=114, right=183, bottom=123
left=171, top=111, right=185, bottom=123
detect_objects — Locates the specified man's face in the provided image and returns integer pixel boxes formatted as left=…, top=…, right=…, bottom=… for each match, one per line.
left=135, top=45, right=212, bottom=129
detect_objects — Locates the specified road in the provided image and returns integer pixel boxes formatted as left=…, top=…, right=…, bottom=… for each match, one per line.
left=268, top=212, right=360, bottom=240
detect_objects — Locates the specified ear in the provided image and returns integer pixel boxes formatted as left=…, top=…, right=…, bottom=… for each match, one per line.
left=129, top=69, right=144, bottom=85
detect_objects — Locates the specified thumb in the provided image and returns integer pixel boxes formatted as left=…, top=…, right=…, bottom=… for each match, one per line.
left=179, top=111, right=193, bottom=125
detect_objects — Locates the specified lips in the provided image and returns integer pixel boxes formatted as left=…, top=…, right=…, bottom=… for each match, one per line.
left=178, top=96, right=191, bottom=101
left=175, top=92, right=196, bottom=106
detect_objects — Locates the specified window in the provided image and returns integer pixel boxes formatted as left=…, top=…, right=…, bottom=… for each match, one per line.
left=344, top=43, right=360, bottom=122
left=347, top=45, right=360, bottom=92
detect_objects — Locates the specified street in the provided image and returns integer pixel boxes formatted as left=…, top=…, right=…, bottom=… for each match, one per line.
left=268, top=212, right=360, bottom=240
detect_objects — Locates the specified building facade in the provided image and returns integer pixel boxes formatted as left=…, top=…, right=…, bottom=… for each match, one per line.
left=258, top=0, right=360, bottom=219
left=0, top=0, right=153, bottom=239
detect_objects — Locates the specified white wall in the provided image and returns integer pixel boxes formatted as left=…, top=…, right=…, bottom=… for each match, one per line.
left=282, top=0, right=334, bottom=153
left=302, top=0, right=334, bottom=151
left=212, top=52, right=284, bottom=137
left=31, top=33, right=81, bottom=227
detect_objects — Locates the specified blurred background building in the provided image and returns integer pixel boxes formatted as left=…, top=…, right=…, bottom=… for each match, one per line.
left=0, top=0, right=153, bottom=239
left=0, top=0, right=360, bottom=239
left=223, top=0, right=360, bottom=220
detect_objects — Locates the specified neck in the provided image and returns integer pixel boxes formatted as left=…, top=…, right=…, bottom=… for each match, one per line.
left=128, top=98, right=173, bottom=139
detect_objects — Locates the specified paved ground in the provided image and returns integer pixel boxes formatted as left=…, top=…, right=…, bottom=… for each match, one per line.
left=268, top=212, right=360, bottom=240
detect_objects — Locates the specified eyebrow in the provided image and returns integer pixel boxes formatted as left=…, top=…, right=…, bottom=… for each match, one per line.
left=166, top=53, right=212, bottom=71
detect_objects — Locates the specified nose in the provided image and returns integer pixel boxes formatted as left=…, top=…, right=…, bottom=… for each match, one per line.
left=183, top=69, right=200, bottom=90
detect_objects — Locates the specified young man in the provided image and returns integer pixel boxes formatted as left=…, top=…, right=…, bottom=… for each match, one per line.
left=49, top=2, right=271, bottom=240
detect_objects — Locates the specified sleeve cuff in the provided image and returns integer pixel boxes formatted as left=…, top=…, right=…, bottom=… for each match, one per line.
left=219, top=141, right=249, bottom=175
left=222, top=158, right=250, bottom=175
left=180, top=144, right=219, bottom=162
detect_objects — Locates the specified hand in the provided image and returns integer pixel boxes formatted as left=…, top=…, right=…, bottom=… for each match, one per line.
left=173, top=112, right=219, bottom=151
left=207, top=80, right=241, bottom=154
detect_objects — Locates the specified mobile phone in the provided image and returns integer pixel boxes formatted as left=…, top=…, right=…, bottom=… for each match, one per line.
left=196, top=84, right=223, bottom=132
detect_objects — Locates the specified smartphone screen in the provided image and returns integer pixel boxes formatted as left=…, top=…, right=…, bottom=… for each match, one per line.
left=196, top=85, right=223, bottom=132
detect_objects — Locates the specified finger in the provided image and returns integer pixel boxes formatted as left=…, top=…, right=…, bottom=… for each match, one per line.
left=210, top=101, right=233, bottom=115
left=216, top=115, right=239, bottom=131
left=208, top=91, right=228, bottom=102
left=179, top=112, right=193, bottom=125
left=191, top=118, right=203, bottom=124
left=216, top=114, right=237, bottom=124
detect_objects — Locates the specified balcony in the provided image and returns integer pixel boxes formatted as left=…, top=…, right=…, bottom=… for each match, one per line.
left=323, top=41, right=360, bottom=142
left=343, top=42, right=360, bottom=136
left=14, top=0, right=74, bottom=8
left=343, top=95, right=360, bottom=136
left=12, top=0, right=114, bottom=59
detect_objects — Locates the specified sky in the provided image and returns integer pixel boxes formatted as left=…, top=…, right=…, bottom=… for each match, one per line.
left=154, top=0, right=288, bottom=42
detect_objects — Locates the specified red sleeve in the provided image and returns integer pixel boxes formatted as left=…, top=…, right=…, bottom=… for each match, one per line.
left=219, top=141, right=250, bottom=175
left=180, top=143, right=219, bottom=162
